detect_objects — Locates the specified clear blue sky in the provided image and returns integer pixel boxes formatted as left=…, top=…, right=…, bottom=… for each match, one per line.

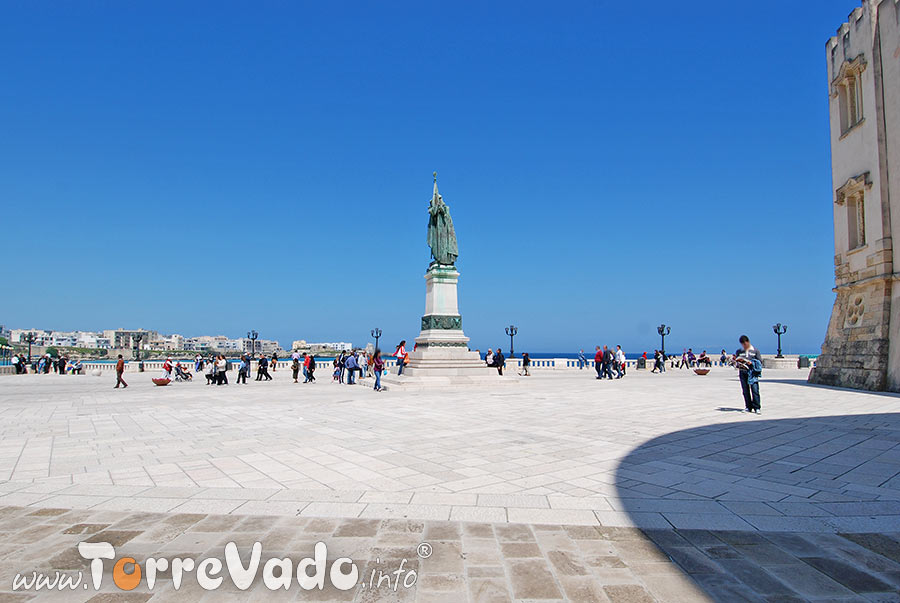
left=0, top=1, right=858, bottom=354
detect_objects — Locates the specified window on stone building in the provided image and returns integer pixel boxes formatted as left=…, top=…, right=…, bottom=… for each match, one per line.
left=832, top=56, right=865, bottom=135
left=846, top=191, right=866, bottom=250
left=836, top=173, right=871, bottom=252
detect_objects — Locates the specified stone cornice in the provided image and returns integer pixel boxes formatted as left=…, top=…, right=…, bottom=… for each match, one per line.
left=830, top=54, right=868, bottom=98
left=835, top=172, right=873, bottom=205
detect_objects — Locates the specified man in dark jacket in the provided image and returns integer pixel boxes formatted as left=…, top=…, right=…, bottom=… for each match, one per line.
left=602, top=346, right=614, bottom=379
left=493, top=348, right=505, bottom=376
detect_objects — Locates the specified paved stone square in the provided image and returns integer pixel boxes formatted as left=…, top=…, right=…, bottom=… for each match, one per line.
left=0, top=367, right=899, bottom=600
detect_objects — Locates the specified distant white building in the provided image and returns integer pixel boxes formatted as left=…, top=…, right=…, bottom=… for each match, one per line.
left=308, top=342, right=354, bottom=353
left=103, top=329, right=158, bottom=349
left=9, top=329, right=52, bottom=346
left=147, top=334, right=185, bottom=351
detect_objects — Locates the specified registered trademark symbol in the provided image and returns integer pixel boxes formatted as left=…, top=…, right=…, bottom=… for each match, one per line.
left=416, top=542, right=432, bottom=558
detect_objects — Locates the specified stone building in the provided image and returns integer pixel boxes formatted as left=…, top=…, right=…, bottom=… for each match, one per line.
left=811, top=0, right=900, bottom=391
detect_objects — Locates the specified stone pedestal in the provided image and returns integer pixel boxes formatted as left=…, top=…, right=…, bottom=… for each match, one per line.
left=389, top=265, right=494, bottom=384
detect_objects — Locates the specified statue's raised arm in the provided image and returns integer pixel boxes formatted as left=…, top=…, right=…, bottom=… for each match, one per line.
left=426, top=172, right=458, bottom=266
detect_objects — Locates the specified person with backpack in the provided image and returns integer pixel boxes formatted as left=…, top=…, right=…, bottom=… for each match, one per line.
left=735, top=335, right=763, bottom=414
left=394, top=341, right=407, bottom=375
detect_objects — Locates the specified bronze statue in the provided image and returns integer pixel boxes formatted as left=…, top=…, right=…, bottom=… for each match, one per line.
left=426, top=172, right=458, bottom=266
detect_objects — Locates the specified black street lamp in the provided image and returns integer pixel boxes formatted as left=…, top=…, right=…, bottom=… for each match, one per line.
left=371, top=328, right=382, bottom=351
left=23, top=332, right=36, bottom=363
left=247, top=330, right=259, bottom=357
left=657, top=324, right=671, bottom=357
left=132, top=333, right=144, bottom=361
left=773, top=323, right=788, bottom=358
left=505, top=325, right=518, bottom=357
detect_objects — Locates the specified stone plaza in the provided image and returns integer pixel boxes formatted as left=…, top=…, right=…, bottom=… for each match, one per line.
left=0, top=367, right=898, bottom=601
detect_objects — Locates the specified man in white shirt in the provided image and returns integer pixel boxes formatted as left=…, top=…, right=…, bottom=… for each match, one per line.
left=615, top=346, right=626, bottom=379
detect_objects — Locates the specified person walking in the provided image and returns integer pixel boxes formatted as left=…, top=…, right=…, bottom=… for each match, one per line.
left=205, top=359, right=216, bottom=385
left=270, top=352, right=278, bottom=373
left=303, top=353, right=311, bottom=382
left=720, top=349, right=728, bottom=365
left=594, top=346, right=603, bottom=379
left=735, top=335, right=763, bottom=413
left=602, top=346, right=615, bottom=380
left=493, top=348, right=505, bottom=376
left=615, top=345, right=626, bottom=379
left=394, top=341, right=407, bottom=376
left=237, top=354, right=249, bottom=384
left=114, top=354, right=128, bottom=388
left=306, top=355, right=316, bottom=382
left=372, top=349, right=385, bottom=391
left=578, top=349, right=586, bottom=370
left=259, top=355, right=272, bottom=381
left=519, top=352, right=531, bottom=376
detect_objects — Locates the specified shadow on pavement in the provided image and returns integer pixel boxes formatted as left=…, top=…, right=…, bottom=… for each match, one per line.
left=614, top=413, right=900, bottom=599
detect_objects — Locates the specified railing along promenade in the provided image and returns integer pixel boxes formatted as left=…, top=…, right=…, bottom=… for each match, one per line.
left=0, top=355, right=806, bottom=376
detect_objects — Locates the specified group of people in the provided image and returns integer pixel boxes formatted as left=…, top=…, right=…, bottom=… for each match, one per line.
left=289, top=351, right=317, bottom=384
left=591, top=346, right=627, bottom=379
left=332, top=349, right=386, bottom=391
left=9, top=353, right=83, bottom=375
left=483, top=348, right=507, bottom=375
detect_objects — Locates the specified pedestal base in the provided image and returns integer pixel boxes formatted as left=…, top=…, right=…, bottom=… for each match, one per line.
left=386, top=264, right=501, bottom=385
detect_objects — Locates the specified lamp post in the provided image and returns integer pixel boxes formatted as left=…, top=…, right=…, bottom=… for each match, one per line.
left=657, top=324, right=671, bottom=357
left=247, top=330, right=259, bottom=357
left=505, top=325, right=518, bottom=357
left=132, top=333, right=144, bottom=361
left=23, top=332, right=36, bottom=363
left=773, top=323, right=788, bottom=358
left=371, top=328, right=382, bottom=351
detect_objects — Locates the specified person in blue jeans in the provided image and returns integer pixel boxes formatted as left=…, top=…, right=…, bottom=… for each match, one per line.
left=373, top=349, right=385, bottom=391
left=344, top=353, right=358, bottom=384
left=395, top=340, right=407, bottom=375
left=735, top=335, right=763, bottom=414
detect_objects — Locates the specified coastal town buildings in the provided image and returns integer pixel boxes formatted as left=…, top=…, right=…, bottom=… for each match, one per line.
left=4, top=327, right=286, bottom=355
left=811, top=0, right=900, bottom=392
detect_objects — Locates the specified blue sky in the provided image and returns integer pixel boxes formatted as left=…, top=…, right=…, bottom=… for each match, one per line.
left=0, top=1, right=857, bottom=354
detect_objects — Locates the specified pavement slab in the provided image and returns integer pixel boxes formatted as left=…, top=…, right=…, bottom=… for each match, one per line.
left=2, top=368, right=900, bottom=599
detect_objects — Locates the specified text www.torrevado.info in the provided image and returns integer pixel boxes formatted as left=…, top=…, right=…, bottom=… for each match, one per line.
left=13, top=541, right=423, bottom=592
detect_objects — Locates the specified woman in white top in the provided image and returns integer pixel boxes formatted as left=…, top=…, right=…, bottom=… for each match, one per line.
left=216, top=356, right=228, bottom=385
left=395, top=340, right=407, bottom=375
